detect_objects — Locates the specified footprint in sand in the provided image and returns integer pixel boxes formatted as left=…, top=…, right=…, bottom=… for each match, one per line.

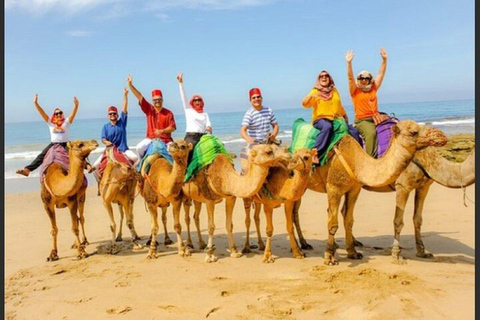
left=106, top=306, right=132, bottom=315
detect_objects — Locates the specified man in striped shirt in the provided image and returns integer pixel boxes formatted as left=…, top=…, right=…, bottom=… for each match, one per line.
left=240, top=87, right=279, bottom=145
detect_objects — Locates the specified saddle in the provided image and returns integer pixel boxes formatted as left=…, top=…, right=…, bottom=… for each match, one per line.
left=136, top=140, right=173, bottom=177
left=40, top=144, right=88, bottom=188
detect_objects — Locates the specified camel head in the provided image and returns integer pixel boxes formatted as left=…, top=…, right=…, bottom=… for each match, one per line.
left=287, top=148, right=316, bottom=171
left=391, top=120, right=447, bottom=153
left=167, top=140, right=192, bottom=166
left=67, top=140, right=99, bottom=160
left=248, top=144, right=277, bottom=168
left=270, top=145, right=292, bottom=169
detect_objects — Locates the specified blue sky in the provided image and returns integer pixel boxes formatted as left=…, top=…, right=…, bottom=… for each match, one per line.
left=5, top=0, right=474, bottom=123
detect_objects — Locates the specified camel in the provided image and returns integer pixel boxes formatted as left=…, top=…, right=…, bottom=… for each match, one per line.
left=41, top=139, right=99, bottom=261
left=292, top=146, right=475, bottom=262
left=140, top=140, right=193, bottom=259
left=182, top=143, right=280, bottom=262
left=99, top=147, right=143, bottom=254
left=242, top=148, right=316, bottom=263
left=287, top=121, right=447, bottom=266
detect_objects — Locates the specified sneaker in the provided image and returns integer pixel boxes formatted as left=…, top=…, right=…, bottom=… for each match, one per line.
left=16, top=169, right=30, bottom=177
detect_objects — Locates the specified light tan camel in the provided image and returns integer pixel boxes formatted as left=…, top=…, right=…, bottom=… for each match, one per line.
left=292, top=145, right=474, bottom=262
left=182, top=144, right=280, bottom=262
left=99, top=147, right=142, bottom=254
left=41, top=140, right=99, bottom=261
left=290, top=121, right=447, bottom=266
left=140, top=140, right=193, bottom=259
left=242, top=148, right=316, bottom=263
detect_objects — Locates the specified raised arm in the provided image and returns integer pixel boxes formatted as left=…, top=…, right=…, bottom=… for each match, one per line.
left=122, top=87, right=128, bottom=114
left=375, top=47, right=388, bottom=90
left=127, top=74, right=143, bottom=102
left=68, top=96, right=79, bottom=123
left=346, top=50, right=357, bottom=96
left=176, top=73, right=189, bottom=111
left=33, top=94, right=49, bottom=122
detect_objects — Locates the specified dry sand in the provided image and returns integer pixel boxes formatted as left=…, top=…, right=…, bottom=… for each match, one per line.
left=5, top=180, right=474, bottom=319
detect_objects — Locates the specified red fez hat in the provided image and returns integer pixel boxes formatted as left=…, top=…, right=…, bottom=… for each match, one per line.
left=151, top=89, right=163, bottom=99
left=108, top=106, right=118, bottom=113
left=249, top=88, right=262, bottom=100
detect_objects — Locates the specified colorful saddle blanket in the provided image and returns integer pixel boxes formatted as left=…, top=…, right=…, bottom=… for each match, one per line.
left=98, top=146, right=133, bottom=175
left=136, top=140, right=173, bottom=175
left=375, top=116, right=399, bottom=158
left=40, top=144, right=88, bottom=187
left=289, top=118, right=349, bottom=166
left=184, top=134, right=232, bottom=182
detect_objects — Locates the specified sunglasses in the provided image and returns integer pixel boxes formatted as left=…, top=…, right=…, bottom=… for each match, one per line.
left=358, top=77, right=372, bottom=81
left=152, top=98, right=163, bottom=102
left=319, top=74, right=329, bottom=79
left=251, top=96, right=262, bottom=100
left=54, top=111, right=63, bottom=116
left=109, top=112, right=117, bottom=116
left=193, top=99, right=202, bottom=102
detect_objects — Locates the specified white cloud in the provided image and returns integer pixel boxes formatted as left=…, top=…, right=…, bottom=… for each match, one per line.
left=155, top=13, right=172, bottom=23
left=64, top=30, right=92, bottom=37
left=6, top=0, right=278, bottom=16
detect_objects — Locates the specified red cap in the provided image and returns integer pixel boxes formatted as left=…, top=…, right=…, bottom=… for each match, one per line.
left=249, top=88, right=262, bottom=100
left=108, top=106, right=118, bottom=113
left=151, top=89, right=163, bottom=99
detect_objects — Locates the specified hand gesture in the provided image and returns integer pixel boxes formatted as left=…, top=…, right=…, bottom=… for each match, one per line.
left=124, top=87, right=129, bottom=96
left=127, top=74, right=133, bottom=85
left=33, top=93, right=38, bottom=104
left=176, top=73, right=183, bottom=83
left=345, top=50, right=354, bottom=63
left=73, top=96, right=79, bottom=106
left=380, top=47, right=388, bottom=60
left=154, top=129, right=164, bottom=136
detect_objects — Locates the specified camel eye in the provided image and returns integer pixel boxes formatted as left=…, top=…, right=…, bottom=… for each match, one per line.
left=78, top=143, right=84, bottom=148
left=410, top=131, right=418, bottom=136
left=303, top=155, right=310, bottom=161
left=266, top=151, right=273, bottom=156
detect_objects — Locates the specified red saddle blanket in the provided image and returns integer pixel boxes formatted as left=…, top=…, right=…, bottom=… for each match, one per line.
left=98, top=146, right=134, bottom=175
left=40, top=144, right=88, bottom=188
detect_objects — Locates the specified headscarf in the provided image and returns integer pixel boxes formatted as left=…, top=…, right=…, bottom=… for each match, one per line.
left=313, top=70, right=335, bottom=101
left=50, top=108, right=65, bottom=127
left=356, top=70, right=374, bottom=92
left=189, top=94, right=204, bottom=113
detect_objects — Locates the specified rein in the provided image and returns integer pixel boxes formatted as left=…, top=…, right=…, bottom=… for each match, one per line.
left=333, top=146, right=357, bottom=181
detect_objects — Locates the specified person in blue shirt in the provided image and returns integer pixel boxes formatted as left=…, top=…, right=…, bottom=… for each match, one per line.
left=90, top=88, right=138, bottom=172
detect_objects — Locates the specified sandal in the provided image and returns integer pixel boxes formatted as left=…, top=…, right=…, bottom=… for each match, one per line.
left=16, top=169, right=30, bottom=177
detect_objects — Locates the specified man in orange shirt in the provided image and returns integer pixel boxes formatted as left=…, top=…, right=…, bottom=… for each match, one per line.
left=346, top=48, right=388, bottom=157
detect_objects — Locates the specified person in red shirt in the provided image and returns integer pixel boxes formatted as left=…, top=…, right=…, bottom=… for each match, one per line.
left=127, top=75, right=177, bottom=158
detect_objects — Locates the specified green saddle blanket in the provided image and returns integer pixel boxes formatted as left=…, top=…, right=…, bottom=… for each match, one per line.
left=184, top=134, right=233, bottom=182
left=289, top=118, right=349, bottom=166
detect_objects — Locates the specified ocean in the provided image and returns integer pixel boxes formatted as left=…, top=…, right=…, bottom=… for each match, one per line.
left=5, top=99, right=475, bottom=194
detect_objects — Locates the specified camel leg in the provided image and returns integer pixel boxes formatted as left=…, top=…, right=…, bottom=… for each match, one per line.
left=325, top=187, right=341, bottom=266
left=391, top=185, right=410, bottom=261
left=161, top=206, right=173, bottom=245
left=413, top=185, right=434, bottom=259
left=262, top=204, right=275, bottom=263
left=183, top=199, right=194, bottom=249
left=44, top=202, right=59, bottom=262
left=193, top=200, right=206, bottom=250
left=226, top=197, right=242, bottom=258
left=103, top=200, right=118, bottom=254
left=242, top=197, right=253, bottom=253
left=292, top=198, right=313, bottom=250
left=116, top=204, right=124, bottom=242
left=123, top=199, right=142, bottom=250
left=205, top=200, right=218, bottom=263
left=77, top=191, right=89, bottom=246
left=173, top=199, right=191, bottom=257
left=340, top=198, right=362, bottom=248
left=146, top=203, right=159, bottom=259
left=343, top=188, right=363, bottom=259
left=68, top=201, right=88, bottom=259
left=285, top=201, right=304, bottom=259
left=253, top=201, right=265, bottom=251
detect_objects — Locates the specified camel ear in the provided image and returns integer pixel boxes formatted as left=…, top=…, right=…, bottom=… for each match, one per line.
left=249, top=149, right=257, bottom=158
left=67, top=141, right=72, bottom=149
left=391, top=125, right=400, bottom=136
left=187, top=143, right=193, bottom=151
left=310, top=148, right=317, bottom=156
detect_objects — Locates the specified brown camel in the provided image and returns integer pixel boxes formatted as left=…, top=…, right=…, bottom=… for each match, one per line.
left=182, top=144, right=280, bottom=262
left=41, top=140, right=99, bottom=261
left=289, top=121, right=447, bottom=266
left=242, top=148, right=316, bottom=263
left=292, top=146, right=475, bottom=262
left=99, top=147, right=142, bottom=254
left=140, top=140, right=193, bottom=259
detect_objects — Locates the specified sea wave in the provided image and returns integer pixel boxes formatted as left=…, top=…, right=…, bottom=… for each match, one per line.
left=418, top=117, right=475, bottom=126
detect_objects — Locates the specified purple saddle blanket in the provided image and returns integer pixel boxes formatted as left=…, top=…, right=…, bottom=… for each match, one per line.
left=376, top=118, right=398, bottom=158
left=40, top=144, right=88, bottom=188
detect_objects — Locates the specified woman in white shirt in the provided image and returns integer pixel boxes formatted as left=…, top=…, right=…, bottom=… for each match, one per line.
left=176, top=73, right=212, bottom=153
left=16, top=94, right=80, bottom=177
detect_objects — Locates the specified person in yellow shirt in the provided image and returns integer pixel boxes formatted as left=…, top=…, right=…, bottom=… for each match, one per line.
left=302, top=70, right=361, bottom=163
